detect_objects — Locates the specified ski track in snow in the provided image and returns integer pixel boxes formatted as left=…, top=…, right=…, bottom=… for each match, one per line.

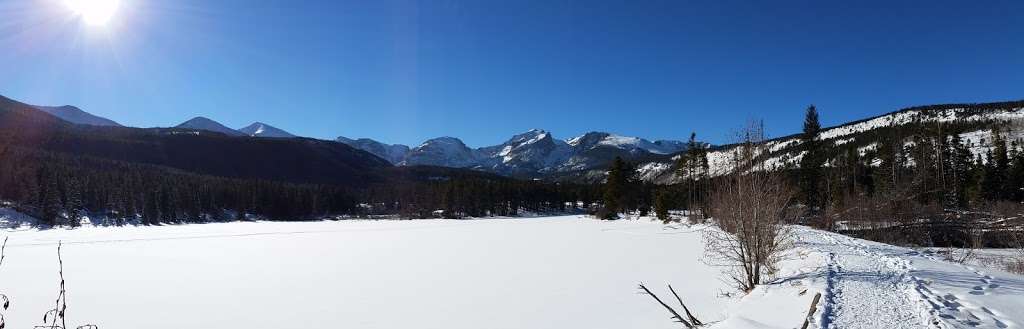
left=808, top=229, right=1015, bottom=329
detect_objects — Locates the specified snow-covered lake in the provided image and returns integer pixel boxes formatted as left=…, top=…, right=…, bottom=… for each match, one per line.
left=0, top=215, right=1021, bottom=329
left=0, top=216, right=733, bottom=329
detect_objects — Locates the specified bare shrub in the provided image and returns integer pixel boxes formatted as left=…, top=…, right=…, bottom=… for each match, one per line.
left=1011, top=230, right=1024, bottom=275
left=35, top=241, right=98, bottom=329
left=704, top=121, right=796, bottom=292
left=0, top=237, right=8, bottom=329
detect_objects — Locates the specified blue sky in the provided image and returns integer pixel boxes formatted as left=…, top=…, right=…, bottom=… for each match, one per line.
left=2, top=0, right=1023, bottom=147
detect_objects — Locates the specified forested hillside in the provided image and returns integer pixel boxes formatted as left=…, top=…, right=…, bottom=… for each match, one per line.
left=0, top=95, right=596, bottom=225
left=642, top=102, right=1024, bottom=248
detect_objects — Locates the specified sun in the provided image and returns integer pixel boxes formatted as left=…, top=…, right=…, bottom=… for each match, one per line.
left=64, top=0, right=121, bottom=26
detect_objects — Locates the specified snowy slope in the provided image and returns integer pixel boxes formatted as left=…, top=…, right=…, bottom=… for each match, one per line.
left=33, top=105, right=122, bottom=127
left=401, top=137, right=482, bottom=167
left=175, top=117, right=245, bottom=136
left=640, top=102, right=1024, bottom=183
left=238, top=122, right=296, bottom=138
left=568, top=131, right=686, bottom=155
left=475, top=129, right=574, bottom=174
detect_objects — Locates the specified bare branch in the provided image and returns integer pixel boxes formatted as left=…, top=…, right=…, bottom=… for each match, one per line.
left=634, top=280, right=692, bottom=325
left=638, top=283, right=693, bottom=328
left=668, top=284, right=702, bottom=326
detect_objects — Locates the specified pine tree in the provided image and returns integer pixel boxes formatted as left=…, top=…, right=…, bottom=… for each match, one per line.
left=36, top=167, right=63, bottom=226
left=63, top=177, right=84, bottom=226
left=799, top=105, right=825, bottom=218
left=910, top=133, right=938, bottom=204
left=676, top=132, right=709, bottom=218
left=991, top=129, right=1010, bottom=199
left=980, top=148, right=1001, bottom=201
left=1008, top=140, right=1024, bottom=201
left=873, top=133, right=899, bottom=198
left=653, top=190, right=671, bottom=223
left=945, top=133, right=972, bottom=208
left=603, top=156, right=628, bottom=220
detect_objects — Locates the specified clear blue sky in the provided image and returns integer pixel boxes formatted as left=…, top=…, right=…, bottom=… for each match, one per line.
left=3, top=0, right=1022, bottom=147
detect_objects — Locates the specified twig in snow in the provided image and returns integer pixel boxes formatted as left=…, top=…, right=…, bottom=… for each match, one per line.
left=0, top=237, right=8, bottom=329
left=638, top=282, right=702, bottom=328
left=669, top=284, right=702, bottom=326
left=34, top=241, right=98, bottom=329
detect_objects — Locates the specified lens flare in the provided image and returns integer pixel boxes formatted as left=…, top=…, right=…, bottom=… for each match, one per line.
left=64, top=0, right=121, bottom=26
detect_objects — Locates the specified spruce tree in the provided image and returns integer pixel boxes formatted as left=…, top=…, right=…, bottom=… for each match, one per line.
left=653, top=190, right=671, bottom=223
left=1008, top=141, right=1024, bottom=201
left=799, top=105, right=825, bottom=218
left=946, top=133, right=972, bottom=208
left=991, top=129, right=1010, bottom=198
left=603, top=156, right=628, bottom=220
left=677, top=132, right=709, bottom=218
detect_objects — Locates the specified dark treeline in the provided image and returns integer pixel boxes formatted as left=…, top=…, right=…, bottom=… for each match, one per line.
left=0, top=144, right=601, bottom=226
left=0, top=95, right=602, bottom=225
left=0, top=145, right=359, bottom=225
left=358, top=177, right=602, bottom=219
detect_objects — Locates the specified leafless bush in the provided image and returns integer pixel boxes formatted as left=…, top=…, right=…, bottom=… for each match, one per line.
left=34, top=241, right=98, bottom=329
left=637, top=283, right=702, bottom=328
left=1011, top=231, right=1024, bottom=275
left=937, top=213, right=984, bottom=264
left=0, top=237, right=8, bottom=329
left=703, top=121, right=796, bottom=292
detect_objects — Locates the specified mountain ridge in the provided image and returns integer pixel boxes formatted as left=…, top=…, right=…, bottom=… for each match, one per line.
left=239, top=122, right=296, bottom=138
left=336, top=129, right=690, bottom=179
left=32, top=105, right=122, bottom=127
left=9, top=93, right=1023, bottom=184
left=176, top=117, right=245, bottom=136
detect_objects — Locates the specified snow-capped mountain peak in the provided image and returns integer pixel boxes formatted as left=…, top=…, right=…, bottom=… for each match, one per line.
left=175, top=117, right=245, bottom=136
left=238, top=122, right=296, bottom=138
left=401, top=137, right=481, bottom=167
left=506, top=129, right=550, bottom=146
left=566, top=131, right=609, bottom=148
left=338, top=129, right=692, bottom=179
left=481, top=129, right=571, bottom=171
left=567, top=131, right=686, bottom=154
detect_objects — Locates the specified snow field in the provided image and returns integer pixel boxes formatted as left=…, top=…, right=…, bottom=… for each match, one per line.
left=0, top=216, right=735, bottom=329
left=0, top=214, right=1020, bottom=328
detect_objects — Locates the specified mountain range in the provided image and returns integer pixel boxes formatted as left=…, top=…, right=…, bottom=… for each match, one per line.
left=335, top=129, right=693, bottom=179
left=28, top=102, right=303, bottom=140
left=10, top=95, right=698, bottom=180
left=7, top=94, right=1023, bottom=184
left=0, top=95, right=397, bottom=186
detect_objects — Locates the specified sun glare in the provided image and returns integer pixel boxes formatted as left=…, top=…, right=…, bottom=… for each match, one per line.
left=64, top=0, right=121, bottom=26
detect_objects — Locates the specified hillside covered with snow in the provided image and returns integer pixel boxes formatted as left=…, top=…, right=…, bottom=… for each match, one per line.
left=639, top=101, right=1024, bottom=184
